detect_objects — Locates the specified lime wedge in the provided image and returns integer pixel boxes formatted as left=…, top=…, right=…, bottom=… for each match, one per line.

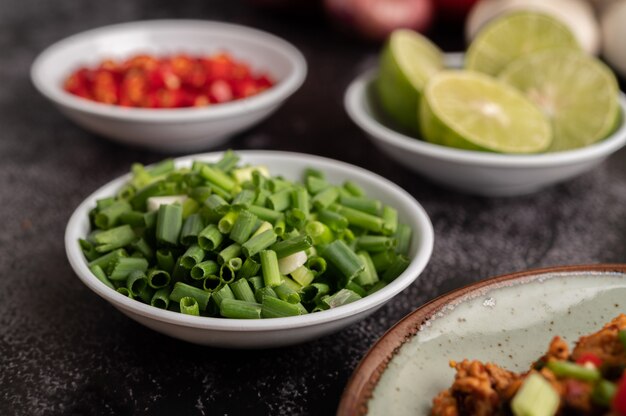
left=419, top=71, right=552, bottom=153
left=499, top=49, right=620, bottom=151
left=376, top=29, right=444, bottom=133
left=466, top=11, right=581, bottom=76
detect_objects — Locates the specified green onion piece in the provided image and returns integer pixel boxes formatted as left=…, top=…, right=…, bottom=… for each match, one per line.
left=229, top=279, right=256, bottom=303
left=218, top=211, right=239, bottom=234
left=305, top=221, right=334, bottom=245
left=169, top=282, right=210, bottom=311
left=273, top=216, right=286, bottom=237
left=93, top=225, right=136, bottom=253
left=247, top=276, right=264, bottom=291
left=306, top=256, right=327, bottom=276
left=232, top=189, right=256, bottom=209
left=190, top=260, right=219, bottom=280
left=130, top=180, right=166, bottom=211
left=322, top=289, right=362, bottom=308
left=255, top=286, right=278, bottom=303
left=261, top=296, right=301, bottom=318
left=180, top=213, right=204, bottom=246
left=109, top=257, right=149, bottom=281
left=218, top=243, right=242, bottom=265
left=220, top=263, right=237, bottom=284
left=126, top=270, right=148, bottom=297
left=156, top=249, right=175, bottom=273
left=317, top=209, right=348, bottom=232
left=254, top=189, right=270, bottom=207
left=619, top=330, right=626, bottom=349
left=180, top=296, right=200, bottom=316
left=339, top=195, right=381, bottom=215
left=80, top=239, right=100, bottom=262
left=212, top=284, right=235, bottom=307
left=382, top=255, right=410, bottom=282
left=229, top=210, right=258, bottom=244
left=198, top=224, right=224, bottom=251
left=146, top=158, right=175, bottom=177
left=291, top=187, right=310, bottom=217
left=511, top=373, right=560, bottom=416
left=180, top=245, right=205, bottom=269
left=235, top=165, right=269, bottom=184
left=89, top=265, right=115, bottom=289
left=118, top=210, right=146, bottom=228
left=333, top=204, right=384, bottom=233
left=190, top=186, right=212, bottom=204
left=290, top=265, right=315, bottom=287
left=251, top=221, right=273, bottom=238
left=306, top=176, right=330, bottom=194
left=371, top=250, right=397, bottom=273
left=267, top=188, right=292, bottom=212
left=207, top=183, right=231, bottom=200
left=116, top=287, right=133, bottom=298
left=592, top=380, right=617, bottom=407
left=95, top=200, right=132, bottom=229
left=156, top=204, right=183, bottom=246
left=356, top=236, right=396, bottom=252
left=204, top=194, right=230, bottom=216
left=322, top=240, right=365, bottom=280
left=355, top=250, right=379, bottom=286
left=304, top=168, right=325, bottom=180
left=220, top=298, right=262, bottom=319
left=268, top=178, right=290, bottom=192
left=270, top=234, right=313, bottom=259
left=203, top=276, right=222, bottom=292
left=214, top=150, right=240, bottom=172
left=343, top=180, right=365, bottom=197
left=147, top=269, right=171, bottom=289
left=274, top=282, right=301, bottom=304
left=546, top=361, right=601, bottom=382
left=382, top=206, right=398, bottom=235
left=144, top=211, right=158, bottom=229
left=132, top=238, right=154, bottom=260
left=248, top=205, right=282, bottom=223
left=312, top=187, right=339, bottom=210
left=88, top=248, right=127, bottom=270
left=238, top=257, right=261, bottom=280
left=228, top=257, right=243, bottom=271
left=182, top=198, right=199, bottom=219
left=278, top=251, right=308, bottom=275
left=260, top=250, right=282, bottom=287
left=171, top=257, right=189, bottom=283
left=301, top=283, right=330, bottom=303
left=345, top=281, right=367, bottom=297
left=367, top=281, right=387, bottom=295
left=96, top=196, right=116, bottom=211
left=286, top=209, right=307, bottom=229
left=150, top=287, right=171, bottom=309
left=394, top=223, right=412, bottom=255
left=201, top=165, right=236, bottom=191
left=241, top=229, right=277, bottom=258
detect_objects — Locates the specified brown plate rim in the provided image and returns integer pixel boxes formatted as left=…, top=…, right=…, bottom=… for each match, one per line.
left=336, top=263, right=626, bottom=416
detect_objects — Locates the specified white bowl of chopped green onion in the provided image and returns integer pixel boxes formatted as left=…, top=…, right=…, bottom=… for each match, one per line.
left=31, top=20, right=306, bottom=152
left=65, top=150, right=433, bottom=348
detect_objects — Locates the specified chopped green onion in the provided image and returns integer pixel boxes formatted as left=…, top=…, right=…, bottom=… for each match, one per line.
left=343, top=180, right=365, bottom=197
left=109, top=257, right=149, bottom=281
left=290, top=265, right=315, bottom=287
left=278, top=251, right=308, bottom=275
left=322, top=289, right=362, bottom=308
left=190, top=260, right=219, bottom=280
left=229, top=210, right=258, bottom=244
left=238, top=257, right=261, bottom=280
left=232, top=189, right=256, bottom=209
left=333, top=204, right=384, bottom=233
left=382, top=206, right=398, bottom=235
left=345, top=281, right=367, bottom=297
left=169, top=282, right=210, bottom=311
left=322, top=240, right=364, bottom=280
left=198, top=224, right=224, bottom=251
left=218, top=211, right=239, bottom=234
left=95, top=200, right=132, bottom=229
left=156, top=249, right=175, bottom=273
left=211, top=284, right=235, bottom=307
left=248, top=205, right=282, bottom=223
left=93, top=225, right=136, bottom=253
left=382, top=255, right=410, bottom=282
left=156, top=204, right=183, bottom=246
left=356, top=236, right=396, bottom=252
left=394, top=223, right=412, bottom=255
left=126, top=270, right=148, bottom=297
left=150, top=287, right=171, bottom=309
left=200, top=165, right=236, bottom=191
left=87, top=248, right=127, bottom=271
left=306, top=176, right=330, bottom=194
left=274, top=282, right=301, bottom=304
left=511, top=373, right=559, bottom=416
left=268, top=188, right=292, bottom=212
left=219, top=263, right=237, bottom=284
left=147, top=269, right=170, bottom=289
left=339, top=195, right=381, bottom=215
left=270, top=234, right=313, bottom=259
left=546, top=360, right=601, bottom=381
left=247, top=276, right=264, bottom=292
left=261, top=296, right=301, bottom=318
left=180, top=296, right=200, bottom=316
left=241, top=229, right=277, bottom=258
left=260, top=250, right=282, bottom=287
left=355, top=250, right=379, bottom=286
left=220, top=298, right=262, bottom=319
left=306, top=256, right=327, bottom=276
left=312, top=187, right=339, bottom=210
left=218, top=243, right=242, bottom=265
left=180, top=213, right=204, bottom=246
left=255, top=286, right=278, bottom=303
left=229, top=279, right=256, bottom=303
left=180, top=245, right=205, bottom=269
left=89, top=264, right=114, bottom=289
left=317, top=209, right=348, bottom=232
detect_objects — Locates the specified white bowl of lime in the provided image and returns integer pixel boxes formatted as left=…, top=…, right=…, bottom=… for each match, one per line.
left=345, top=52, right=626, bottom=197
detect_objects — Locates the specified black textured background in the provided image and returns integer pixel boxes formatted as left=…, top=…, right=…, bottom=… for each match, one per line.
left=2, top=1, right=626, bottom=415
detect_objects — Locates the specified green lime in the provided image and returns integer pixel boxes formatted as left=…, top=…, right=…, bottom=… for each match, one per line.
left=466, top=11, right=580, bottom=76
left=376, top=29, right=444, bottom=133
left=419, top=71, right=552, bottom=153
left=499, top=49, right=620, bottom=151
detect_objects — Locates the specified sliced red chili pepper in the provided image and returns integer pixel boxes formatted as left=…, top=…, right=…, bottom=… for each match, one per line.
left=613, top=373, right=626, bottom=415
left=575, top=352, right=603, bottom=367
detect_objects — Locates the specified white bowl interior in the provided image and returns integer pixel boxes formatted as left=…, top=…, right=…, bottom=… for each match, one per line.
left=65, top=151, right=434, bottom=347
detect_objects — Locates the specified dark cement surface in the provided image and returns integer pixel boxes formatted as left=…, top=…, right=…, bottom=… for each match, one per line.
left=2, top=1, right=626, bottom=415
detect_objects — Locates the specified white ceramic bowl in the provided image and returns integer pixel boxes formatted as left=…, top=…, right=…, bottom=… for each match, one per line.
left=345, top=54, right=626, bottom=197
left=31, top=20, right=307, bottom=152
left=65, top=151, right=434, bottom=348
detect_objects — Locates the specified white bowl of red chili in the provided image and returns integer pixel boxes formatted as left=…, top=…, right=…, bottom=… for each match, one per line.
left=31, top=20, right=307, bottom=152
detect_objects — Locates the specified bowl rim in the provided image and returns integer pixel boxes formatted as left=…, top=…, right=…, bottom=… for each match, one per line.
left=336, top=263, right=626, bottom=416
left=64, top=150, right=434, bottom=332
left=345, top=64, right=626, bottom=168
left=31, top=19, right=307, bottom=123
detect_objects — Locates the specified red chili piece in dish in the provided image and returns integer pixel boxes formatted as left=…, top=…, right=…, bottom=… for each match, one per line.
left=63, top=52, right=275, bottom=108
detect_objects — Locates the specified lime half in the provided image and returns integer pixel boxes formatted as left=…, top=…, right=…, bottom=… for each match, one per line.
left=420, top=71, right=552, bottom=153
left=466, top=11, right=580, bottom=76
left=500, top=49, right=620, bottom=151
left=376, top=29, right=443, bottom=133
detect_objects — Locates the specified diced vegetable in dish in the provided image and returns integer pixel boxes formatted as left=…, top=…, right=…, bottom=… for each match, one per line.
left=431, top=314, right=626, bottom=416
left=79, top=151, right=413, bottom=319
